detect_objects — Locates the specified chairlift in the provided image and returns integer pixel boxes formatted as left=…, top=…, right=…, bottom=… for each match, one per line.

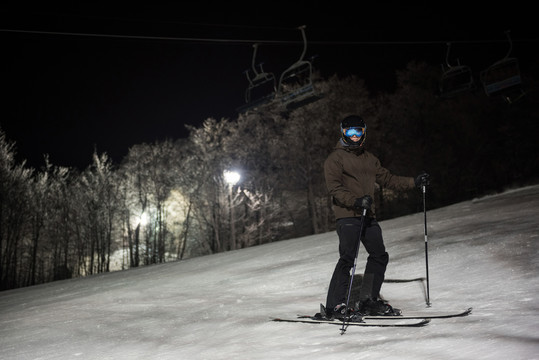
left=439, top=43, right=474, bottom=98
left=276, top=26, right=323, bottom=110
left=480, top=31, right=524, bottom=102
left=237, top=43, right=277, bottom=114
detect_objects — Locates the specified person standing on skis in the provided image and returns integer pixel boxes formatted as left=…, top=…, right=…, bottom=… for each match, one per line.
left=323, top=114, right=429, bottom=319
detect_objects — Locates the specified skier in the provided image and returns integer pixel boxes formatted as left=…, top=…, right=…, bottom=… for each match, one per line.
left=323, top=114, right=429, bottom=319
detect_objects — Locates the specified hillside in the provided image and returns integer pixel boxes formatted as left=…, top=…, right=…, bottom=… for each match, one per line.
left=1, top=185, right=538, bottom=360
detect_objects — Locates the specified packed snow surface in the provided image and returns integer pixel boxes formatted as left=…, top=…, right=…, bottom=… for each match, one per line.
left=1, top=185, right=538, bottom=359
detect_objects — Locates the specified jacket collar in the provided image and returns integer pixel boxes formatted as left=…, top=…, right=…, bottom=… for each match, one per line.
left=337, top=139, right=364, bottom=154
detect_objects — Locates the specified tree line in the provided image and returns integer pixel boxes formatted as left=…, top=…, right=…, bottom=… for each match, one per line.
left=1, top=61, right=537, bottom=291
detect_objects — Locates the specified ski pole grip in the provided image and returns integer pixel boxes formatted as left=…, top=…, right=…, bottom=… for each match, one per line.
left=361, top=195, right=373, bottom=210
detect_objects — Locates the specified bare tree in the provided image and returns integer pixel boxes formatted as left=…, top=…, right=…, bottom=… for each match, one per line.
left=43, top=164, right=76, bottom=280
left=185, top=118, right=233, bottom=253
left=78, top=152, right=120, bottom=273
left=221, top=111, right=285, bottom=246
left=26, top=164, right=49, bottom=286
left=118, top=140, right=181, bottom=265
left=0, top=129, right=32, bottom=289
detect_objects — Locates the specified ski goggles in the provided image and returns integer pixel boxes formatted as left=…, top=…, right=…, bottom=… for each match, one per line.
left=343, top=127, right=365, bottom=138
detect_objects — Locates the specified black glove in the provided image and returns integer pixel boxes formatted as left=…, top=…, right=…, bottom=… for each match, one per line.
left=353, top=195, right=373, bottom=212
left=415, top=172, right=430, bottom=189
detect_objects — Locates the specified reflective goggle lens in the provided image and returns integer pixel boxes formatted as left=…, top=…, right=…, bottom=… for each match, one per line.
left=344, top=127, right=364, bottom=137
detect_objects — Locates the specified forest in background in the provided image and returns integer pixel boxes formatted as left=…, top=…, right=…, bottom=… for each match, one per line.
left=1, top=60, right=538, bottom=291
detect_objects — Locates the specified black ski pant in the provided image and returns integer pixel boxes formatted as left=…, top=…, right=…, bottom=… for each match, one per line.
left=325, top=217, right=389, bottom=314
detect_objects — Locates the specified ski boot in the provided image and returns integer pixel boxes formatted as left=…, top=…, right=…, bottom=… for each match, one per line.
left=326, top=303, right=363, bottom=322
left=356, top=298, right=402, bottom=316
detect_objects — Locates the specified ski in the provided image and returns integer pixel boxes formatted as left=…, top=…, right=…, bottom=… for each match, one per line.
left=271, top=317, right=430, bottom=327
left=364, top=307, right=472, bottom=320
left=383, top=277, right=425, bottom=283
left=297, top=307, right=472, bottom=320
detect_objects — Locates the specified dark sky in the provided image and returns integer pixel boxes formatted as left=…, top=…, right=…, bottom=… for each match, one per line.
left=1, top=2, right=537, bottom=170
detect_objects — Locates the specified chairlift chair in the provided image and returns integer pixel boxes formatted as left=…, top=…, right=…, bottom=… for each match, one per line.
left=276, top=26, right=323, bottom=110
left=439, top=43, right=474, bottom=98
left=480, top=31, right=525, bottom=103
left=237, top=44, right=277, bottom=114
left=440, top=65, right=475, bottom=98
left=480, top=57, right=522, bottom=97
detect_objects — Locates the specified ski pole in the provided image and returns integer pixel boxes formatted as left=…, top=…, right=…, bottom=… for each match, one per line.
left=340, top=197, right=371, bottom=335
left=423, top=184, right=431, bottom=307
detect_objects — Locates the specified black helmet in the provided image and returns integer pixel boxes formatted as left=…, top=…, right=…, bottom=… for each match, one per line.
left=340, top=115, right=366, bottom=147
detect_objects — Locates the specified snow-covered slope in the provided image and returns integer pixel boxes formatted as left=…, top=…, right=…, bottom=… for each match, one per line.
left=1, top=185, right=538, bottom=360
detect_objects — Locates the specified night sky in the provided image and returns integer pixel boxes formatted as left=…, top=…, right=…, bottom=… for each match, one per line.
left=1, top=3, right=537, bottom=170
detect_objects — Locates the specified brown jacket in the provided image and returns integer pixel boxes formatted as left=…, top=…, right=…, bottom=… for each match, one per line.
left=324, top=141, right=415, bottom=219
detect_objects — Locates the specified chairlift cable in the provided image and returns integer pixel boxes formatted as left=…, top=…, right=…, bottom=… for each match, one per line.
left=1, top=28, right=536, bottom=46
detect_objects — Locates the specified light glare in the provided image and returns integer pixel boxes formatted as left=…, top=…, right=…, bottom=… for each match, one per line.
left=224, top=170, right=241, bottom=185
